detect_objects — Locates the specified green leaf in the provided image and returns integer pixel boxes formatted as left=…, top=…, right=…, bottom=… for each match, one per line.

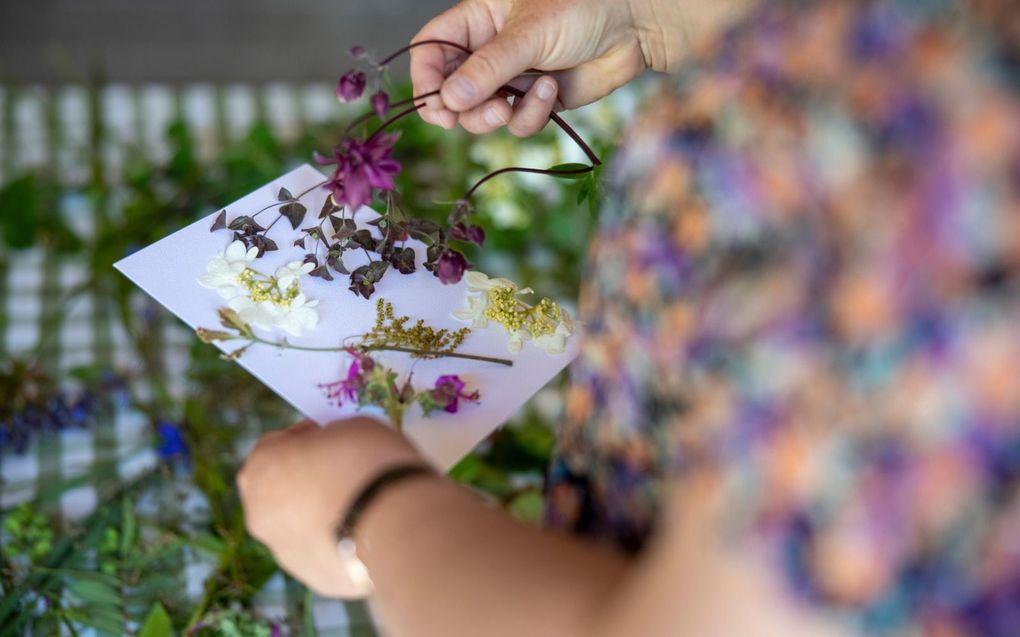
left=68, top=577, right=121, bottom=607
left=120, top=497, right=136, bottom=555
left=301, top=587, right=317, bottom=637
left=547, top=163, right=592, bottom=180
left=138, top=602, right=173, bottom=637
left=0, top=173, right=40, bottom=248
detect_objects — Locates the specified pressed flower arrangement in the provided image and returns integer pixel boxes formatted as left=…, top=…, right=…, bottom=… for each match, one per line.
left=0, top=32, right=623, bottom=633
left=196, top=40, right=594, bottom=428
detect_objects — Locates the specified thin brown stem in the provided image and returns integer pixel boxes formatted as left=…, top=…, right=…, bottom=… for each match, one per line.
left=246, top=335, right=513, bottom=366
left=464, top=165, right=594, bottom=200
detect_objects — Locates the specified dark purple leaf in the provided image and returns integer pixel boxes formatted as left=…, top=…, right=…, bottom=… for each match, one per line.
left=388, top=247, right=416, bottom=275
left=349, top=265, right=376, bottom=299
left=303, top=254, right=318, bottom=266
left=227, top=216, right=266, bottom=233
left=309, top=265, right=334, bottom=281
left=349, top=229, right=378, bottom=251
left=279, top=202, right=307, bottom=230
left=210, top=210, right=227, bottom=232
left=365, top=260, right=389, bottom=283
left=319, top=197, right=340, bottom=219
left=277, top=187, right=294, bottom=202
left=327, top=250, right=350, bottom=275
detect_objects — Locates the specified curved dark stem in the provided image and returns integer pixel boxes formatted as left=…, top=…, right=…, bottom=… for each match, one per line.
left=343, top=90, right=440, bottom=137
left=378, top=39, right=472, bottom=67
left=366, top=102, right=427, bottom=141
left=497, top=85, right=601, bottom=166
left=463, top=165, right=594, bottom=200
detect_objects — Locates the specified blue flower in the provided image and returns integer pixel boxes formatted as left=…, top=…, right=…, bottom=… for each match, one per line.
left=156, top=421, right=189, bottom=464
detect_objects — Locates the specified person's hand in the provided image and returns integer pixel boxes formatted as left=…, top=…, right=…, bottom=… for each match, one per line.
left=237, top=417, right=424, bottom=597
left=410, top=0, right=655, bottom=136
left=410, top=0, right=750, bottom=136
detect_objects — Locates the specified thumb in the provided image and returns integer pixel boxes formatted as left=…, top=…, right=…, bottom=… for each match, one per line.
left=440, top=28, right=537, bottom=112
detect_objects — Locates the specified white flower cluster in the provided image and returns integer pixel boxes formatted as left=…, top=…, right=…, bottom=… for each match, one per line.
left=452, top=271, right=574, bottom=355
left=198, top=240, right=319, bottom=336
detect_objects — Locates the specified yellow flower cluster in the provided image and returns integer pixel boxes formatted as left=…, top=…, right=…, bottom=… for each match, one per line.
left=238, top=268, right=300, bottom=307
left=364, top=298, right=470, bottom=358
left=483, top=287, right=560, bottom=338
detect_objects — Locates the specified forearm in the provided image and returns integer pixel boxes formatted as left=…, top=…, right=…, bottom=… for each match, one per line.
left=359, top=476, right=630, bottom=637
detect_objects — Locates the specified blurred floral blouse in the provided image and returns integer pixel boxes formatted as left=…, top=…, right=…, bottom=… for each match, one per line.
left=544, top=0, right=1020, bottom=634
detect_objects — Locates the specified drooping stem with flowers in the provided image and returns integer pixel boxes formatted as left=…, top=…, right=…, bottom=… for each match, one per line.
left=207, top=39, right=601, bottom=298
left=196, top=298, right=513, bottom=430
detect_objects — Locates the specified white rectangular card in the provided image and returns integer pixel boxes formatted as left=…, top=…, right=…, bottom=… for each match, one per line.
left=114, top=164, right=577, bottom=470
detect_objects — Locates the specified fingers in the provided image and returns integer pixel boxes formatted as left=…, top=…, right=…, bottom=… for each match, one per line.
left=506, top=76, right=559, bottom=137
left=410, top=0, right=497, bottom=128
left=440, top=26, right=537, bottom=113
left=551, top=45, right=646, bottom=109
left=458, top=95, right=513, bottom=134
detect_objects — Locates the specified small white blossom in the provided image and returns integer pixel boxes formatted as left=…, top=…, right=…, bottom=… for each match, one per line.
left=451, top=294, right=490, bottom=328
left=275, top=260, right=315, bottom=290
left=228, top=293, right=319, bottom=337
left=533, top=309, right=575, bottom=355
left=198, top=240, right=258, bottom=298
left=463, top=271, right=518, bottom=292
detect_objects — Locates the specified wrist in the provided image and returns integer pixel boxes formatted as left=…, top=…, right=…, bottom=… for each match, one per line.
left=627, top=0, right=753, bottom=73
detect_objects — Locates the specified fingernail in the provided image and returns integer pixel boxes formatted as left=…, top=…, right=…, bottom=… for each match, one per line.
left=484, top=105, right=507, bottom=126
left=536, top=79, right=555, bottom=100
left=446, top=76, right=476, bottom=105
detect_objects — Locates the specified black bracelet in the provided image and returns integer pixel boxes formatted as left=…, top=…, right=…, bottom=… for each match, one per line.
left=336, top=463, right=435, bottom=542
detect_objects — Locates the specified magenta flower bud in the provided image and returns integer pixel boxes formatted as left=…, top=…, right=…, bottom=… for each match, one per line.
left=436, top=249, right=472, bottom=285
left=336, top=70, right=367, bottom=102
left=349, top=45, right=365, bottom=59
left=451, top=222, right=486, bottom=246
left=371, top=90, right=390, bottom=118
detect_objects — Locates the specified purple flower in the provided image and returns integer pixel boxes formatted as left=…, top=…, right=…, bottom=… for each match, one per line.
left=450, top=222, right=486, bottom=246
left=435, top=248, right=472, bottom=285
left=349, top=45, right=366, bottom=59
left=313, top=133, right=402, bottom=211
left=371, top=90, right=390, bottom=118
left=431, top=375, right=480, bottom=414
left=336, top=70, right=367, bottom=102
left=320, top=349, right=373, bottom=404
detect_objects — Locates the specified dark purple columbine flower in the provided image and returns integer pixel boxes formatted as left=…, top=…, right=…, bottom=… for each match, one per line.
left=371, top=90, right=390, bottom=119
left=336, top=70, right=367, bottom=102
left=435, top=248, right=472, bottom=285
left=313, top=133, right=402, bottom=211
left=431, top=375, right=480, bottom=414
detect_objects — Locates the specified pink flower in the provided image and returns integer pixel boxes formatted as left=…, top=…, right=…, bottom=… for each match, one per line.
left=320, top=349, right=373, bottom=404
left=313, top=134, right=402, bottom=211
left=336, top=70, right=367, bottom=102
left=371, top=90, right=390, bottom=118
left=431, top=375, right=479, bottom=414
